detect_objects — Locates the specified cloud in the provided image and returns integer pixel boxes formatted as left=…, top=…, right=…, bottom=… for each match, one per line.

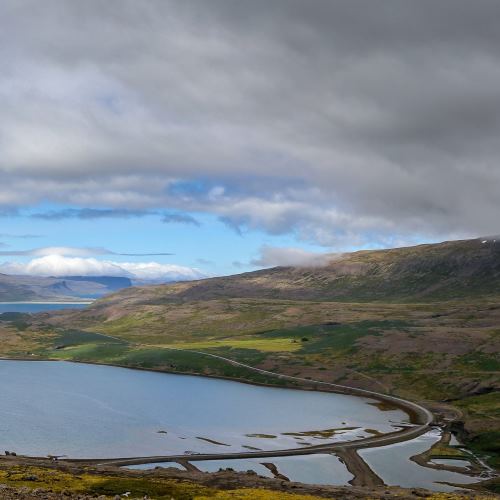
left=0, top=233, right=43, bottom=239
left=117, top=252, right=175, bottom=257
left=162, top=212, right=201, bottom=226
left=251, top=245, right=334, bottom=268
left=28, top=207, right=201, bottom=227
left=1, top=1, right=500, bottom=246
left=30, top=208, right=156, bottom=220
left=0, top=246, right=111, bottom=257
left=114, top=261, right=204, bottom=281
left=0, top=246, right=173, bottom=257
left=0, top=208, right=19, bottom=217
left=0, top=255, right=204, bottom=281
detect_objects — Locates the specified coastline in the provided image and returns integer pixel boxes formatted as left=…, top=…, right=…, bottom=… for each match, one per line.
left=2, top=356, right=492, bottom=494
left=0, top=354, right=433, bottom=464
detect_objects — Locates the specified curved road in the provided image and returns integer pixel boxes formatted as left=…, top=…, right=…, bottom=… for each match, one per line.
left=56, top=339, right=434, bottom=467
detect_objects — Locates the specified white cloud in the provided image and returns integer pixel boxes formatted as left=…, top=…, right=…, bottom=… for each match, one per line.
left=1, top=2, right=500, bottom=246
left=116, top=261, right=203, bottom=281
left=251, top=245, right=335, bottom=268
left=0, top=246, right=111, bottom=257
left=0, top=246, right=173, bottom=257
left=0, top=255, right=205, bottom=282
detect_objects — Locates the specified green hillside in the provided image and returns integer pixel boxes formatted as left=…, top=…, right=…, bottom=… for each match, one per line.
left=89, top=238, right=500, bottom=305
left=1, top=238, right=499, bottom=471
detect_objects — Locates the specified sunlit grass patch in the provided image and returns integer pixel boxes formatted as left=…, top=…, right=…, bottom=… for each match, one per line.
left=425, top=495, right=498, bottom=500
left=49, top=342, right=129, bottom=361
left=0, top=466, right=326, bottom=499
left=429, top=443, right=468, bottom=459
left=156, top=337, right=302, bottom=352
left=195, top=490, right=324, bottom=500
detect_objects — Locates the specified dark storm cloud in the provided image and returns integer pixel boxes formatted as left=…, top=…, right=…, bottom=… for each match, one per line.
left=1, top=1, right=500, bottom=246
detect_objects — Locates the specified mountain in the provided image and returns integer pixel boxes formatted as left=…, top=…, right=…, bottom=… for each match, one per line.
left=0, top=274, right=132, bottom=301
left=60, top=276, right=133, bottom=294
left=3, top=237, right=499, bottom=470
left=95, top=238, right=500, bottom=306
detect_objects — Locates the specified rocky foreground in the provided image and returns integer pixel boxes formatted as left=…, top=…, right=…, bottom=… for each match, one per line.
left=0, top=483, right=498, bottom=500
left=0, top=461, right=499, bottom=500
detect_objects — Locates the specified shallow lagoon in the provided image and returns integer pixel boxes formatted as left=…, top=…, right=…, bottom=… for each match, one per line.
left=0, top=360, right=408, bottom=458
left=194, top=454, right=353, bottom=485
left=359, top=429, right=481, bottom=492
left=130, top=443, right=480, bottom=492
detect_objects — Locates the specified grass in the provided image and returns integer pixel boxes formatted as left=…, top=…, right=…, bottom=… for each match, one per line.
left=1, top=295, right=498, bottom=470
left=260, top=320, right=410, bottom=354
left=54, top=329, right=125, bottom=347
left=158, top=337, right=302, bottom=352
left=0, top=312, right=31, bottom=330
left=429, top=443, right=468, bottom=459
left=455, top=392, right=500, bottom=421
left=78, top=299, right=297, bottom=343
left=456, top=352, right=500, bottom=372
left=0, top=465, right=325, bottom=499
left=50, top=342, right=130, bottom=362
left=49, top=343, right=292, bottom=387
left=467, top=431, right=500, bottom=469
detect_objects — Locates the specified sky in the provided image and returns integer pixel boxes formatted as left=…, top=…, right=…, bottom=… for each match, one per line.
left=1, top=1, right=500, bottom=281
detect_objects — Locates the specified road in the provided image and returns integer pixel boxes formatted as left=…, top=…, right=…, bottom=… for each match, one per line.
left=52, top=336, right=434, bottom=467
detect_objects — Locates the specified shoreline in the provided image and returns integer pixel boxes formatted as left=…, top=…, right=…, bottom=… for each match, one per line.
left=2, top=355, right=490, bottom=493
left=0, top=459, right=486, bottom=499
left=0, top=352, right=432, bottom=424
left=0, top=355, right=433, bottom=465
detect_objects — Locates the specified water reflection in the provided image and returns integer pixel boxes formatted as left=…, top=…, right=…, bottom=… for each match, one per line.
left=359, top=430, right=481, bottom=492
left=0, top=360, right=406, bottom=458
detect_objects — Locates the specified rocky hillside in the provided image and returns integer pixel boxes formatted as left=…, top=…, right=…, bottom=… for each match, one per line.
left=96, top=238, right=500, bottom=306
left=6, top=237, right=498, bottom=471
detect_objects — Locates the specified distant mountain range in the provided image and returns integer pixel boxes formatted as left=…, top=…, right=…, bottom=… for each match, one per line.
left=0, top=274, right=132, bottom=301
left=5, top=237, right=499, bottom=470
left=96, top=237, right=500, bottom=306
left=3, top=237, right=500, bottom=303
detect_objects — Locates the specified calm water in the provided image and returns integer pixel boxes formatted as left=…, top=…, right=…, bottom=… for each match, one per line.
left=194, top=454, right=353, bottom=485
left=0, top=360, right=408, bottom=458
left=0, top=303, right=89, bottom=313
left=359, top=429, right=481, bottom=492
left=189, top=434, right=480, bottom=491
left=131, top=441, right=480, bottom=492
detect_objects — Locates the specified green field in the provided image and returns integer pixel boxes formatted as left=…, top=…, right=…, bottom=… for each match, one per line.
left=0, top=290, right=498, bottom=471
